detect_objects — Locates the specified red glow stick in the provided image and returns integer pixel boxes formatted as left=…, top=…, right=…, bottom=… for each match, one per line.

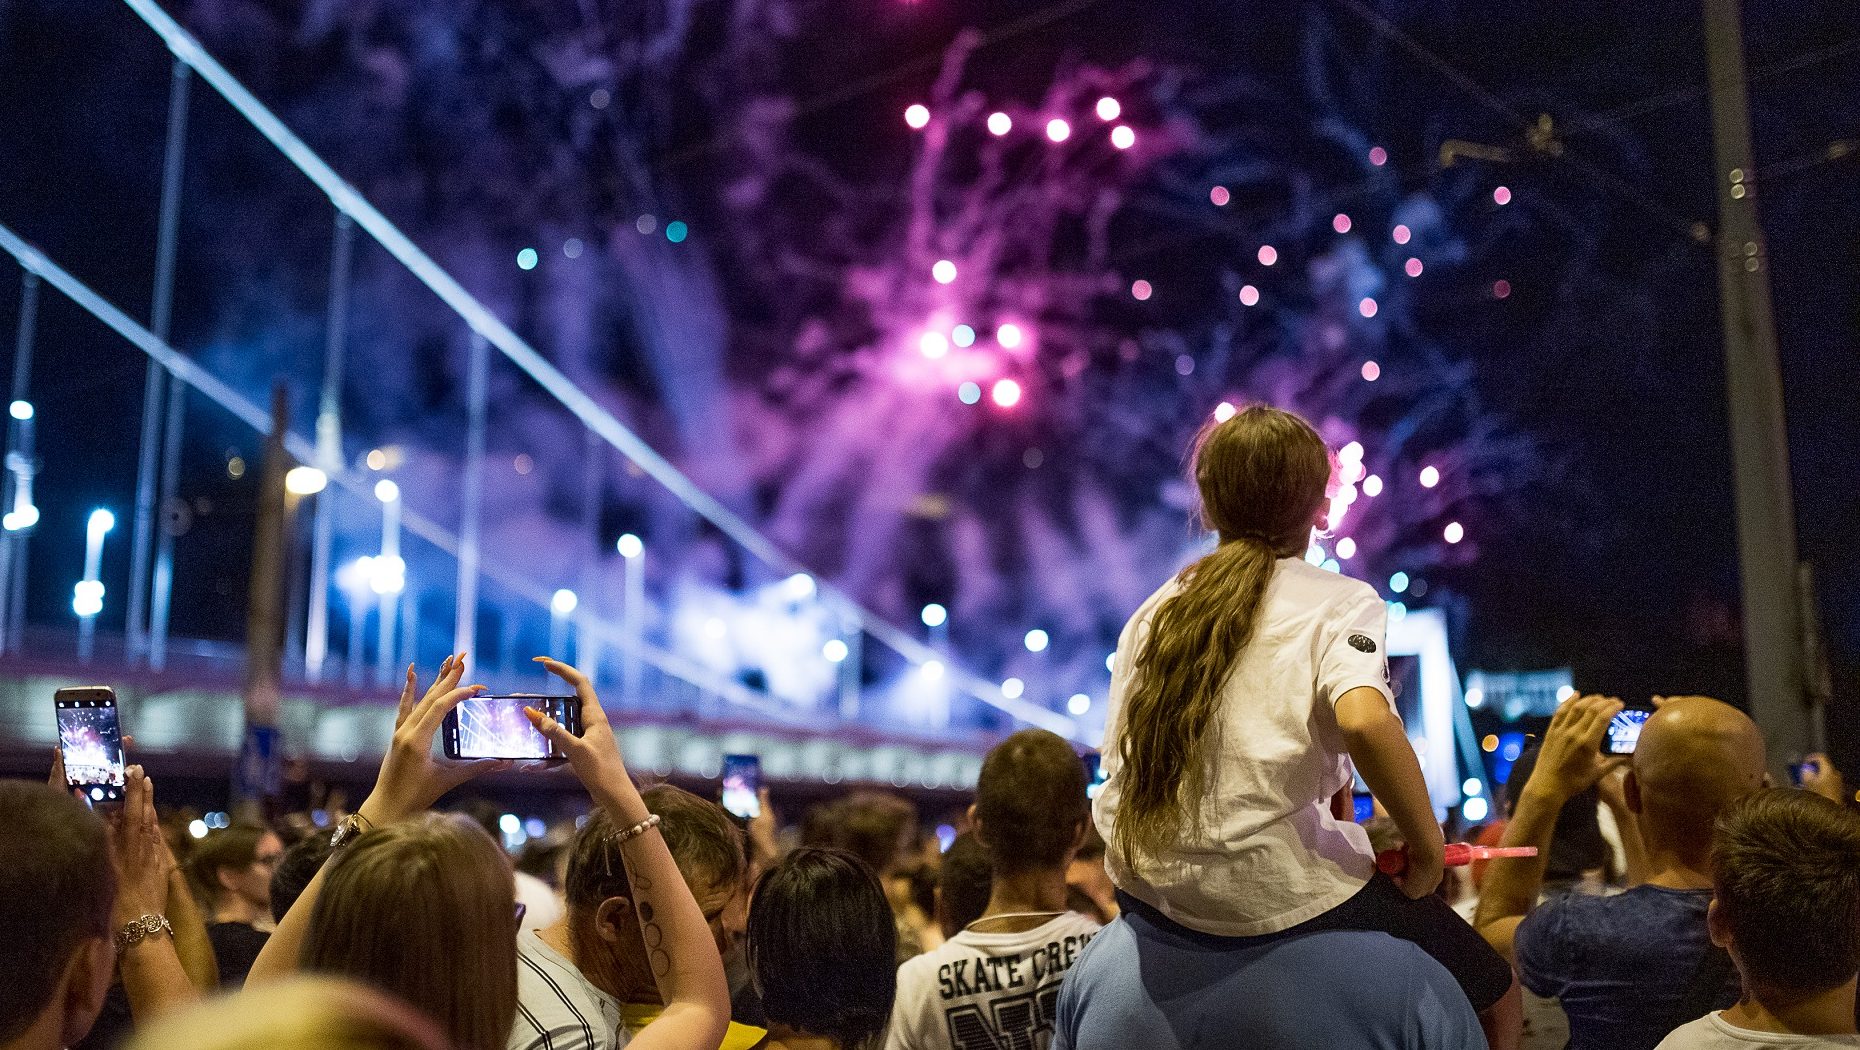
left=1375, top=842, right=1538, bottom=877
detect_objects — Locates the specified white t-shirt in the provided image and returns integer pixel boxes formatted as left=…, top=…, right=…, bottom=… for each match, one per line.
left=1657, top=1013, right=1860, bottom=1048
left=516, top=870, right=566, bottom=935
left=884, top=911, right=1101, bottom=1050
left=1095, top=557, right=1394, bottom=936
left=510, top=929, right=629, bottom=1050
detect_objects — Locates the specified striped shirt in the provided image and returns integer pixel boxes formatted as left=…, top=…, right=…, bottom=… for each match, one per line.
left=510, top=928, right=629, bottom=1050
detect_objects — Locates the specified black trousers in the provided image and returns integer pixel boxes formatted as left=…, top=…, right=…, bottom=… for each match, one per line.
left=1116, top=873, right=1515, bottom=1013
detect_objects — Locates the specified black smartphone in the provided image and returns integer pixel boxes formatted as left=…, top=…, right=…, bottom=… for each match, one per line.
left=442, top=695, right=580, bottom=760
left=55, top=686, right=126, bottom=805
left=1083, top=752, right=1110, bottom=800
left=721, top=754, right=761, bottom=820
left=1352, top=791, right=1376, bottom=823
left=1603, top=708, right=1653, bottom=755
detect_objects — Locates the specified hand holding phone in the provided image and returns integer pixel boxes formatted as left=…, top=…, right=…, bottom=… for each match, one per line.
left=55, top=687, right=126, bottom=805
left=721, top=754, right=761, bottom=819
left=444, top=695, right=582, bottom=760
left=1602, top=708, right=1652, bottom=755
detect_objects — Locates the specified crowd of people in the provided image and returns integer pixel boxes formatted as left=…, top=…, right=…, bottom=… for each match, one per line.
left=6, top=405, right=1859, bottom=1050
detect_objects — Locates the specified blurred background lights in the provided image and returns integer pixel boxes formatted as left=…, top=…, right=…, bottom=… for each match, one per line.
left=551, top=588, right=578, bottom=615
left=516, top=248, right=538, bottom=271
left=1463, top=778, right=1483, bottom=796
left=1465, top=686, right=1485, bottom=708
left=918, top=331, right=949, bottom=359
left=957, top=381, right=982, bottom=405
left=1239, top=284, right=1260, bottom=306
left=374, top=478, right=400, bottom=502
left=1068, top=693, right=1092, bottom=715
left=1109, top=125, right=1136, bottom=150
left=1405, top=257, right=1424, bottom=277
left=1493, top=185, right=1512, bottom=206
left=951, top=324, right=975, bottom=348
left=822, top=638, right=848, bottom=663
left=931, top=259, right=957, bottom=284
left=1556, top=685, right=1577, bottom=703
left=1213, top=401, right=1236, bottom=422
left=991, top=379, right=1022, bottom=408
left=1392, top=224, right=1411, bottom=244
left=1390, top=571, right=1410, bottom=593
left=1419, top=465, right=1440, bottom=488
left=366, top=448, right=388, bottom=470
left=1045, top=118, right=1071, bottom=142
left=563, top=238, right=583, bottom=258
left=1361, top=360, right=1381, bottom=382
left=920, top=603, right=947, bottom=628
left=1001, top=677, right=1025, bottom=700
left=665, top=221, right=688, bottom=243
left=1257, top=245, right=1278, bottom=266
left=1340, top=441, right=1363, bottom=461
left=1130, top=279, right=1152, bottom=301
left=1358, top=297, right=1378, bottom=318
left=1363, top=474, right=1383, bottom=496
left=1321, top=558, right=1341, bottom=573
left=1024, top=628, right=1049, bottom=653
left=1369, top=146, right=1388, bottom=166
left=986, top=111, right=1012, bottom=136
left=1464, top=797, right=1490, bottom=821
left=1444, top=521, right=1465, bottom=544
left=920, top=660, right=945, bottom=680
left=904, top=104, right=930, bottom=129
left=616, top=533, right=643, bottom=559
left=996, top=323, right=1023, bottom=349
left=1095, top=96, right=1121, bottom=121
left=1336, top=537, right=1357, bottom=559
left=704, top=617, right=727, bottom=639
left=1493, top=279, right=1512, bottom=299
left=1332, top=213, right=1352, bottom=234
left=8, top=400, right=30, bottom=420
left=284, top=466, right=328, bottom=495
left=1209, top=186, right=1231, bottom=206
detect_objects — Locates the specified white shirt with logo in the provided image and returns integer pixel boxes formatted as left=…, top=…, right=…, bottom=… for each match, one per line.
left=884, top=912, right=1101, bottom=1050
left=1095, top=557, right=1395, bottom=936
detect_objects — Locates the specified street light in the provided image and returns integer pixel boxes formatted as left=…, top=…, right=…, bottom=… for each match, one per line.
left=74, top=509, right=114, bottom=662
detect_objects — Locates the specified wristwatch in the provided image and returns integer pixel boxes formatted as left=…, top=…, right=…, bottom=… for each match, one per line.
left=329, top=812, right=374, bottom=851
left=115, top=914, right=173, bottom=953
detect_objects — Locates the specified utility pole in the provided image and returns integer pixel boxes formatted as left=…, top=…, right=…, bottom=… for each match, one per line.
left=1702, top=0, right=1816, bottom=768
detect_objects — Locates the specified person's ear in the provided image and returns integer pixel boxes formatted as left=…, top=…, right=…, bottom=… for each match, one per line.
left=216, top=865, right=241, bottom=894
left=1068, top=820, right=1088, bottom=857
left=1624, top=770, right=1644, bottom=815
left=57, top=935, right=113, bottom=1046
left=1705, top=897, right=1732, bottom=950
left=593, top=896, right=636, bottom=945
left=969, top=808, right=989, bottom=851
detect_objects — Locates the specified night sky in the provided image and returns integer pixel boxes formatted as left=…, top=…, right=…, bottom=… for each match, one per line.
left=0, top=0, right=1855, bottom=755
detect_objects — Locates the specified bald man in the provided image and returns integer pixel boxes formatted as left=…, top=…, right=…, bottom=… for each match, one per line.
left=1475, top=695, right=1769, bottom=1050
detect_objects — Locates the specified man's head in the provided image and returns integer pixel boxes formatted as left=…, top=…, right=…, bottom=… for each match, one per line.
left=191, top=825, right=284, bottom=919
left=971, top=729, right=1089, bottom=877
left=1627, top=696, right=1767, bottom=858
left=1708, top=788, right=1860, bottom=1005
left=563, top=785, right=747, bottom=1002
left=0, top=781, right=116, bottom=1050
left=813, top=792, right=917, bottom=879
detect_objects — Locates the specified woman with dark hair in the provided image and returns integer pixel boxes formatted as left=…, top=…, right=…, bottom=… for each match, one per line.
left=189, top=824, right=284, bottom=988
left=749, top=848, right=897, bottom=1050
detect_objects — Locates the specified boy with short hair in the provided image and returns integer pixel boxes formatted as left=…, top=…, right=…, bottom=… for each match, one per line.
left=1657, top=789, right=1860, bottom=1049
left=884, top=730, right=1098, bottom=1050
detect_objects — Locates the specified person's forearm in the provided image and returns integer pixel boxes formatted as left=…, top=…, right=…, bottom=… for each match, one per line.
left=1475, top=787, right=1561, bottom=930
left=165, top=869, right=219, bottom=990
left=247, top=859, right=331, bottom=985
left=1341, top=700, right=1444, bottom=858
left=591, top=771, right=731, bottom=1050
left=114, top=899, right=200, bottom=1022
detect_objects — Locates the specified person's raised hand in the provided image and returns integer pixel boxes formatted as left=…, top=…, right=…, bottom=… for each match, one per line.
left=357, top=654, right=508, bottom=827
left=108, top=766, right=172, bottom=923
left=1799, top=752, right=1848, bottom=804
left=524, top=657, right=629, bottom=799
left=1526, top=694, right=1627, bottom=805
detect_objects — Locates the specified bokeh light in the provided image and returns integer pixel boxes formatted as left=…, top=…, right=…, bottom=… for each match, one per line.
left=1419, top=465, right=1440, bottom=488
left=1358, top=297, right=1378, bottom=318
left=1364, top=474, right=1383, bottom=497
left=1068, top=693, right=1092, bottom=715
left=1336, top=537, right=1357, bottom=559
left=1361, top=360, right=1381, bottom=382
left=1046, top=118, right=1071, bottom=143
left=1210, top=185, right=1231, bottom=206
left=904, top=104, right=930, bottom=129
left=932, top=259, right=957, bottom=284
left=996, top=322, right=1024, bottom=349
left=1095, top=96, right=1121, bottom=121
left=1369, top=146, right=1388, bottom=166
left=951, top=324, right=976, bottom=347
left=921, top=603, right=947, bottom=628
left=1390, top=571, right=1410, bottom=593
left=957, top=381, right=982, bottom=405
left=1332, top=213, right=1352, bottom=234
left=1493, top=279, right=1512, bottom=299
left=1392, top=224, right=1411, bottom=244
left=987, top=111, right=1012, bottom=136
left=1109, top=125, right=1136, bottom=150
left=1213, top=401, right=1236, bottom=422
left=991, top=379, right=1022, bottom=408
left=919, top=331, right=949, bottom=359
left=1257, top=245, right=1277, bottom=266
left=1131, top=279, right=1152, bottom=301
left=1493, top=185, right=1512, bottom=206
left=1405, top=257, right=1424, bottom=277
left=665, top=221, right=688, bottom=243
left=1464, top=797, right=1490, bottom=821
left=1444, top=521, right=1465, bottom=544
left=516, top=248, right=538, bottom=270
left=1024, top=629, right=1050, bottom=653
left=1239, top=284, right=1260, bottom=306
left=1002, top=677, right=1025, bottom=700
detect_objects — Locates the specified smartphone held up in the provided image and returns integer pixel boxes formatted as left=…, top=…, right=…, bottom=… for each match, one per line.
left=55, top=686, right=126, bottom=805
left=721, top=754, right=761, bottom=819
left=1602, top=708, right=1653, bottom=756
left=443, top=695, right=582, bottom=760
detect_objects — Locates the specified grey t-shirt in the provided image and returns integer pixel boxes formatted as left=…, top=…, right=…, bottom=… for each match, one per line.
left=509, top=929, right=628, bottom=1050
left=1656, top=1013, right=1860, bottom=1049
left=1052, top=912, right=1483, bottom=1050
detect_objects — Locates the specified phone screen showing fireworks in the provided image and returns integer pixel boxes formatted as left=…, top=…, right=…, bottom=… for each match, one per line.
left=443, top=696, right=578, bottom=760
left=1604, top=708, right=1652, bottom=755
left=721, top=754, right=761, bottom=820
left=56, top=688, right=125, bottom=805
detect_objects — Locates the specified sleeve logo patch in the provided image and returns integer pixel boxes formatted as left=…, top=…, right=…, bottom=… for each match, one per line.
left=1348, top=633, right=1378, bottom=653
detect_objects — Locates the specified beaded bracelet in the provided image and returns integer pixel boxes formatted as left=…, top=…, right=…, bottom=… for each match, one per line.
left=616, top=813, right=663, bottom=844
